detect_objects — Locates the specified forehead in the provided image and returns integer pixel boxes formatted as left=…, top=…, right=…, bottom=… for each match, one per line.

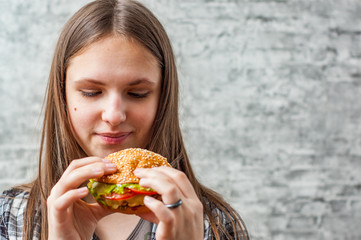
left=66, top=35, right=161, bottom=85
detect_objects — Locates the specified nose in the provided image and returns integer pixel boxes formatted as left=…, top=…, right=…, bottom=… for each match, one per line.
left=101, top=94, right=126, bottom=126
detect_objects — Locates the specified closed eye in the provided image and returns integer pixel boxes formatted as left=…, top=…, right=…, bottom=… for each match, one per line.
left=128, top=92, right=149, bottom=98
left=81, top=90, right=102, bottom=97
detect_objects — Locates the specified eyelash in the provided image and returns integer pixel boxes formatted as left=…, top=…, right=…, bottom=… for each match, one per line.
left=81, top=91, right=101, bottom=97
left=80, top=91, right=149, bottom=98
left=128, top=92, right=149, bottom=98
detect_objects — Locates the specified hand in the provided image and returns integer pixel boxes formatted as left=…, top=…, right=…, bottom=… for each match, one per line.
left=47, top=157, right=117, bottom=240
left=134, top=167, right=204, bottom=240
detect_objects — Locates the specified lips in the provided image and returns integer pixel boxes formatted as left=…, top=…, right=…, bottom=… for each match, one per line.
left=97, top=132, right=131, bottom=145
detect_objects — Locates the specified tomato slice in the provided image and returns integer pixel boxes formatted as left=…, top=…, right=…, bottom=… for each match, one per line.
left=104, top=192, right=135, bottom=200
left=129, top=188, right=157, bottom=195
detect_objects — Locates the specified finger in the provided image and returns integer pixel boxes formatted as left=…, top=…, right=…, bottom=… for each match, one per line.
left=144, top=196, right=176, bottom=223
left=153, top=167, right=198, bottom=198
left=52, top=161, right=116, bottom=197
left=135, top=167, right=197, bottom=200
left=53, top=187, right=89, bottom=212
left=49, top=187, right=89, bottom=223
left=142, top=196, right=179, bottom=239
left=63, top=157, right=104, bottom=176
left=77, top=201, right=114, bottom=221
left=60, top=161, right=116, bottom=192
left=136, top=210, right=159, bottom=224
left=134, top=169, right=183, bottom=205
left=143, top=196, right=204, bottom=240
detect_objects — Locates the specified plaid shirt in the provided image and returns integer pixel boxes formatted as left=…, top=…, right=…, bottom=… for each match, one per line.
left=1, top=188, right=245, bottom=240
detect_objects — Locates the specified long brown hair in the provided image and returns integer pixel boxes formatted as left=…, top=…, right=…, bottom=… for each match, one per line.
left=23, top=0, right=249, bottom=239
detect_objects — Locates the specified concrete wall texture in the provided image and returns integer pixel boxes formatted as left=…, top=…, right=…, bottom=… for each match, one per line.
left=1, top=0, right=360, bottom=239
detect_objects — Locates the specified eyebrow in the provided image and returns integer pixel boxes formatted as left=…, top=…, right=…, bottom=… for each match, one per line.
left=73, top=78, right=105, bottom=85
left=73, top=78, right=156, bottom=86
left=128, top=79, right=156, bottom=86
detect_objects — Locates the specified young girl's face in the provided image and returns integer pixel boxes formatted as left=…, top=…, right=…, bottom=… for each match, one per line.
left=65, top=36, right=161, bottom=158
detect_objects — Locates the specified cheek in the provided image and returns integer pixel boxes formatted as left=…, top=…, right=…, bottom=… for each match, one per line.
left=68, top=105, right=97, bottom=132
left=132, top=103, right=158, bottom=131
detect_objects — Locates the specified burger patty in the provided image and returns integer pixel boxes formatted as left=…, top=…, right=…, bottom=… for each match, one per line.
left=102, top=194, right=161, bottom=210
left=103, top=194, right=146, bottom=209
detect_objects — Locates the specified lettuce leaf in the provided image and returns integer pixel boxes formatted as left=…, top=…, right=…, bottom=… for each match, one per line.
left=87, top=179, right=155, bottom=201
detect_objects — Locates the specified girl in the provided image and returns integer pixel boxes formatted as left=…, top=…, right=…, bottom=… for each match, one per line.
left=0, top=0, right=249, bottom=239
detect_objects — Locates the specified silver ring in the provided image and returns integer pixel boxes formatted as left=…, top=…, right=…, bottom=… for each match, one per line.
left=165, top=199, right=182, bottom=209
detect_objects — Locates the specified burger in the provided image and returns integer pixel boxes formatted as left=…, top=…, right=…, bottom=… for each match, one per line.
left=87, top=148, right=171, bottom=214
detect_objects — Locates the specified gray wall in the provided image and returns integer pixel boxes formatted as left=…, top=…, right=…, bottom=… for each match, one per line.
left=1, top=0, right=361, bottom=239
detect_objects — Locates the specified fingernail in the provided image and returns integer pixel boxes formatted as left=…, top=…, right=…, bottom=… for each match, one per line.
left=144, top=196, right=154, bottom=204
left=106, top=163, right=117, bottom=169
left=93, top=168, right=103, bottom=174
left=102, top=158, right=111, bottom=163
left=78, top=187, right=88, bottom=194
left=134, top=168, right=143, bottom=174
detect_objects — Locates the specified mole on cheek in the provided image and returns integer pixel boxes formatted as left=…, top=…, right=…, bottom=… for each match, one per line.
left=74, top=107, right=77, bottom=111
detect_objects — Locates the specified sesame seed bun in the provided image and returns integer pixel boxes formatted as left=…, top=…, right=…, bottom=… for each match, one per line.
left=95, top=148, right=171, bottom=184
